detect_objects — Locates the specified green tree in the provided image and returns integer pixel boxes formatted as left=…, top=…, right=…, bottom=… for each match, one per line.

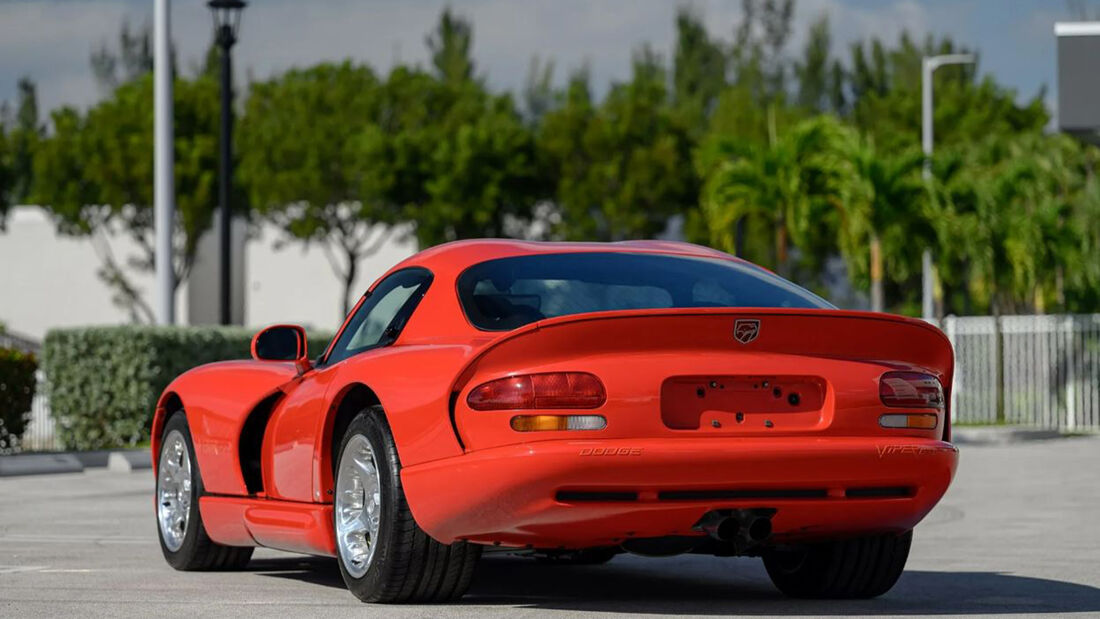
left=846, top=32, right=1047, bottom=152
left=699, top=115, right=848, bottom=278
left=90, top=20, right=156, bottom=92
left=0, top=77, right=42, bottom=227
left=930, top=133, right=1100, bottom=315
left=238, top=62, right=399, bottom=317
left=539, top=52, right=697, bottom=241
left=355, top=63, right=542, bottom=249
left=838, top=136, right=928, bottom=312
left=729, top=0, right=794, bottom=102
left=417, top=87, right=542, bottom=245
left=523, top=55, right=555, bottom=123
left=0, top=118, right=12, bottom=228
left=9, top=78, right=41, bottom=203
left=31, top=73, right=219, bottom=322
left=794, top=15, right=831, bottom=112
left=673, top=7, right=727, bottom=131
left=427, top=8, right=475, bottom=85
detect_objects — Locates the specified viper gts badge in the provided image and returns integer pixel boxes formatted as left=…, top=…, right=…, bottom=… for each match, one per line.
left=734, top=319, right=760, bottom=344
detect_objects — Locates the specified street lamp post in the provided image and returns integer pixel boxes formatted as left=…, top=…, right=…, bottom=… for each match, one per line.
left=920, top=53, right=975, bottom=321
left=154, top=0, right=174, bottom=326
left=208, top=0, right=246, bottom=325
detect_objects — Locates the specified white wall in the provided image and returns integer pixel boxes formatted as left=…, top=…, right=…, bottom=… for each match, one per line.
left=245, top=224, right=417, bottom=332
left=0, top=206, right=416, bottom=340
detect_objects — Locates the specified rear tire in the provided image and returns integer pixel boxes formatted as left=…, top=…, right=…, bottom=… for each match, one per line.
left=334, top=407, right=481, bottom=603
left=156, top=411, right=253, bottom=571
left=762, top=530, right=912, bottom=599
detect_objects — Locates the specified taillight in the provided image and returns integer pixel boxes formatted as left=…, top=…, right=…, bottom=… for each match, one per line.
left=467, top=372, right=606, bottom=411
left=879, top=371, right=944, bottom=410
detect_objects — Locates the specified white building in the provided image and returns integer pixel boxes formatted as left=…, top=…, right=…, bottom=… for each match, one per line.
left=0, top=206, right=416, bottom=341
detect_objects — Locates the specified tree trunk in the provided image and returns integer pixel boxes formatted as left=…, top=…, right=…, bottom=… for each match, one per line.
left=341, top=247, right=358, bottom=320
left=870, top=232, right=884, bottom=312
left=775, top=218, right=789, bottom=277
left=734, top=216, right=745, bottom=258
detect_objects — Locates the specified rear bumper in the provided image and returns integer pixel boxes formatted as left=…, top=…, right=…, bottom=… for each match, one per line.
left=401, top=436, right=958, bottom=548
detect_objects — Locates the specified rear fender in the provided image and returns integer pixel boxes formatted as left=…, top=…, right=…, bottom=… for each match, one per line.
left=316, top=343, right=481, bottom=495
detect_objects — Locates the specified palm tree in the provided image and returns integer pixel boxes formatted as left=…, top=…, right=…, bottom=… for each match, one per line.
left=699, top=115, right=849, bottom=277
left=838, top=135, right=927, bottom=312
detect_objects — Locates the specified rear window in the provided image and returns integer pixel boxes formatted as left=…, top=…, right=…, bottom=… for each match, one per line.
left=457, top=252, right=833, bottom=331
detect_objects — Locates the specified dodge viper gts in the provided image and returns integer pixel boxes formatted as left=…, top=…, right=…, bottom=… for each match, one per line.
left=152, top=240, right=958, bottom=603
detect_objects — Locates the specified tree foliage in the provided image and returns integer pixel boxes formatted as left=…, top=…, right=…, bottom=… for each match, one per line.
left=31, top=69, right=219, bottom=322
left=238, top=62, right=394, bottom=317
left=539, top=52, right=696, bottom=241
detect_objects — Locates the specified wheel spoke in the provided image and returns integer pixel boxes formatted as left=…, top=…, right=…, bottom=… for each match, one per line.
left=335, top=433, right=383, bottom=578
left=157, top=429, right=192, bottom=553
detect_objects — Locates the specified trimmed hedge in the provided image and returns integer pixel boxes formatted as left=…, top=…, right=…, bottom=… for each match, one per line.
left=42, top=326, right=332, bottom=450
left=0, top=347, right=38, bottom=450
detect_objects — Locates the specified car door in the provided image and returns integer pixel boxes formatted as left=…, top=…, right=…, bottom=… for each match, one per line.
left=262, top=268, right=433, bottom=503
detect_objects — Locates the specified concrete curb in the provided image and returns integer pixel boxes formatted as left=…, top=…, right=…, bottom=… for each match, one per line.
left=108, top=450, right=152, bottom=472
left=0, top=449, right=150, bottom=477
left=0, top=453, right=84, bottom=477
left=953, top=426, right=1065, bottom=445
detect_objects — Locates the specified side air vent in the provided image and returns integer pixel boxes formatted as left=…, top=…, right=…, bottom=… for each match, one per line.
left=238, top=392, right=282, bottom=495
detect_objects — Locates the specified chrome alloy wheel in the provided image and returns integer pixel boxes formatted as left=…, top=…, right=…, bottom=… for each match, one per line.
left=157, top=429, right=193, bottom=552
left=335, top=434, right=383, bottom=578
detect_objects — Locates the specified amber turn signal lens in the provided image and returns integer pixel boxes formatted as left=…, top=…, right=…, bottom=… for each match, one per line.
left=879, top=413, right=938, bottom=430
left=510, top=415, right=607, bottom=432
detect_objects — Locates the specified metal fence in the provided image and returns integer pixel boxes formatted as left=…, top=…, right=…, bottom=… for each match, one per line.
left=19, top=371, right=61, bottom=451
left=944, top=314, right=1100, bottom=431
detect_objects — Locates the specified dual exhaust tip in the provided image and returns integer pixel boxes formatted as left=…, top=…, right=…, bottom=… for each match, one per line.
left=618, top=509, right=777, bottom=557
left=697, top=508, right=776, bottom=548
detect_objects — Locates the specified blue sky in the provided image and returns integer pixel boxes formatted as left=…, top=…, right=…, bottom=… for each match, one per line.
left=0, top=0, right=1094, bottom=119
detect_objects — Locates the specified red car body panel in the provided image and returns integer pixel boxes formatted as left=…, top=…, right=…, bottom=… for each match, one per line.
left=151, top=240, right=959, bottom=558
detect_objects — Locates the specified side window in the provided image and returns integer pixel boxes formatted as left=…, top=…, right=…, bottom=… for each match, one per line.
left=324, top=269, right=432, bottom=365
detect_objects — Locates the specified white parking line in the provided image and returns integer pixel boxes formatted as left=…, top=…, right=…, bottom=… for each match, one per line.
left=0, top=534, right=151, bottom=545
left=0, top=565, right=49, bottom=574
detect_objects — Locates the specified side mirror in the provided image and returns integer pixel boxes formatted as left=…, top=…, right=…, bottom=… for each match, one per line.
left=251, top=324, right=312, bottom=374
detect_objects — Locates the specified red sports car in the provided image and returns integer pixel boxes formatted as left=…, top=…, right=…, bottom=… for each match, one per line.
left=152, top=240, right=957, bottom=603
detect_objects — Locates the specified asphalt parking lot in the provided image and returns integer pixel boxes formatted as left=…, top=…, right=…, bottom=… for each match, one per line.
left=2, top=437, right=1100, bottom=618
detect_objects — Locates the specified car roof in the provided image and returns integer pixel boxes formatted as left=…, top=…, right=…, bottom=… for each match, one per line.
left=368, top=239, right=755, bottom=343
left=387, top=239, right=742, bottom=277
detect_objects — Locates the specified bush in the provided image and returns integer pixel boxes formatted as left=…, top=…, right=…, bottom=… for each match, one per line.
left=42, top=326, right=332, bottom=451
left=0, top=347, right=38, bottom=450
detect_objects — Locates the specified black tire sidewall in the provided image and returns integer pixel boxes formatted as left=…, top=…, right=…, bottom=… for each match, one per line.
left=334, top=409, right=403, bottom=600
left=156, top=411, right=206, bottom=569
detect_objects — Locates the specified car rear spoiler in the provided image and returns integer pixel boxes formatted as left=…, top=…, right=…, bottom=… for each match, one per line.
left=450, top=307, right=954, bottom=414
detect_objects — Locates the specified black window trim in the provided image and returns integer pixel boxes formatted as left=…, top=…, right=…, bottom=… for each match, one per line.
left=318, top=266, right=434, bottom=367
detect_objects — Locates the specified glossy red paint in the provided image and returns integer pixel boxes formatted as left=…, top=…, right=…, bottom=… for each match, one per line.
left=151, top=239, right=959, bottom=558
left=199, top=496, right=336, bottom=556
left=401, top=436, right=957, bottom=546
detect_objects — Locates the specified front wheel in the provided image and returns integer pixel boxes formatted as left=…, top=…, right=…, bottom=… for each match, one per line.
left=156, top=411, right=253, bottom=570
left=762, top=530, right=912, bottom=599
left=333, top=407, right=480, bottom=603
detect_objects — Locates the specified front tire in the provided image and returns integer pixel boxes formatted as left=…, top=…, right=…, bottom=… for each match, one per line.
left=333, top=407, right=481, bottom=603
left=763, top=530, right=912, bottom=599
left=156, top=411, right=253, bottom=570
